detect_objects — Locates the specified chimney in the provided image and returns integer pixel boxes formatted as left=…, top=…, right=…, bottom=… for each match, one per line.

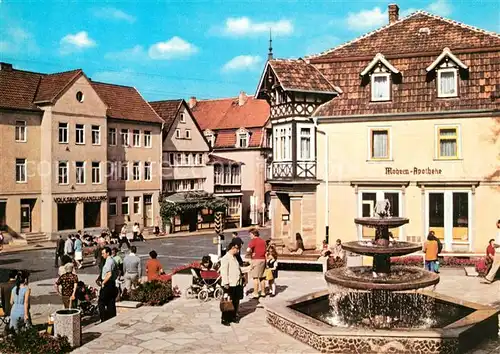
left=188, top=96, right=197, bottom=109
left=388, top=4, right=399, bottom=24
left=238, top=91, right=248, bottom=106
left=0, top=62, right=13, bottom=71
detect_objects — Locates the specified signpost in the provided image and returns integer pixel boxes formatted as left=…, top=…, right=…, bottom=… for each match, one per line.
left=214, top=212, right=224, bottom=258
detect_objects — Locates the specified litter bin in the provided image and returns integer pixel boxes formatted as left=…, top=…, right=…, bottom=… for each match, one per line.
left=54, top=308, right=81, bottom=347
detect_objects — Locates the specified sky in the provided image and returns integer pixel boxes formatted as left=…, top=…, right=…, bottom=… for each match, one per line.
left=0, top=0, right=499, bottom=101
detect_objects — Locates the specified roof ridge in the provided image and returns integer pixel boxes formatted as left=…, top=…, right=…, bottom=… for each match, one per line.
left=149, top=98, right=183, bottom=104
left=11, top=68, right=46, bottom=76
left=44, top=68, right=82, bottom=77
left=132, top=86, right=165, bottom=124
left=91, top=80, right=135, bottom=89
left=305, top=11, right=421, bottom=60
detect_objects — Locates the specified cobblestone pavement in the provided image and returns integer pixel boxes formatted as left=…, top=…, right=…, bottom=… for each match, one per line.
left=73, top=269, right=500, bottom=354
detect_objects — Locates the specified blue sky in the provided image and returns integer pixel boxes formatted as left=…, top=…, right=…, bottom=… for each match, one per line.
left=0, top=0, right=498, bottom=101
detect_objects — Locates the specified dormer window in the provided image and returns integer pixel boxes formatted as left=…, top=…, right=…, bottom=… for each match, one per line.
left=371, top=73, right=391, bottom=101
left=236, top=128, right=249, bottom=148
left=204, top=129, right=215, bottom=148
left=437, top=68, right=458, bottom=98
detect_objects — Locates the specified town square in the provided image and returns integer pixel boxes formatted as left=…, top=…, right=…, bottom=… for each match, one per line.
left=0, top=0, right=499, bottom=353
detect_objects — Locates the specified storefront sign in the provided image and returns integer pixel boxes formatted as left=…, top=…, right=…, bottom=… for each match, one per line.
left=385, top=167, right=443, bottom=175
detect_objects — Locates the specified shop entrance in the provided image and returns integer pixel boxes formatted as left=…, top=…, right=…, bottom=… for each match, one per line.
left=84, top=202, right=101, bottom=228
left=58, top=203, right=76, bottom=231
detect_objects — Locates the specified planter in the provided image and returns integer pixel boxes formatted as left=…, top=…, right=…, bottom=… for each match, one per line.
left=54, top=309, right=81, bottom=348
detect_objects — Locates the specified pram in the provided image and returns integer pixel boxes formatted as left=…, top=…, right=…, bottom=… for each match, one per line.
left=185, top=267, right=223, bottom=302
left=75, top=281, right=98, bottom=317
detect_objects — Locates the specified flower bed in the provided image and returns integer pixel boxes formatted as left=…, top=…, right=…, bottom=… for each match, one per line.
left=0, top=324, right=71, bottom=354
left=391, top=255, right=489, bottom=276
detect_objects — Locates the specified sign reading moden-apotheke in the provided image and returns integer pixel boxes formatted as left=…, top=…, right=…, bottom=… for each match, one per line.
left=385, top=167, right=443, bottom=175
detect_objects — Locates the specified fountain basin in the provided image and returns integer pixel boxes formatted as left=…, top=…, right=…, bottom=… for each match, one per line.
left=265, top=290, right=499, bottom=354
left=342, top=241, right=421, bottom=257
left=354, top=217, right=409, bottom=228
left=325, top=266, right=440, bottom=291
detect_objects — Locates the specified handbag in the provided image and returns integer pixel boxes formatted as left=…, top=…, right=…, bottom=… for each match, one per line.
left=265, top=268, right=274, bottom=281
left=220, top=295, right=235, bottom=313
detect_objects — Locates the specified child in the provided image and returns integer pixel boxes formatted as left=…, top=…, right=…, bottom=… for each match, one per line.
left=266, top=247, right=278, bottom=297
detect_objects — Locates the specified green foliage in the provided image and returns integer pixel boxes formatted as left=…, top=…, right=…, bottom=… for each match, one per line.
left=160, top=191, right=228, bottom=225
left=0, top=322, right=71, bottom=354
left=127, top=280, right=174, bottom=306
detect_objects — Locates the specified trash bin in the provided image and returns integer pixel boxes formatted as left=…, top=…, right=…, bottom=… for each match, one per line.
left=54, top=309, right=81, bottom=348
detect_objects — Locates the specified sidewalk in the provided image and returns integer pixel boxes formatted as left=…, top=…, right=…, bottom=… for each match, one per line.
left=143, top=225, right=267, bottom=240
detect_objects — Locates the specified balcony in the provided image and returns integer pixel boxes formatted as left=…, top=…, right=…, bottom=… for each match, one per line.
left=270, top=161, right=316, bottom=180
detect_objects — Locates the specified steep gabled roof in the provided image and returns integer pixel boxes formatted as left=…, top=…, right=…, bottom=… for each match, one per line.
left=91, top=81, right=163, bottom=124
left=0, top=68, right=42, bottom=111
left=149, top=99, right=183, bottom=131
left=34, top=69, right=83, bottom=103
left=211, top=128, right=264, bottom=149
left=308, top=11, right=500, bottom=61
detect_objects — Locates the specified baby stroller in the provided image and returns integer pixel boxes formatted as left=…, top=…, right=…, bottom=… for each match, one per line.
left=185, top=256, right=223, bottom=301
left=75, top=281, right=98, bottom=317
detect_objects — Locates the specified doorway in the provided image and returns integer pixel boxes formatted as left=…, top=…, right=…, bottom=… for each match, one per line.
left=20, top=204, right=31, bottom=233
left=58, top=203, right=76, bottom=231
left=0, top=201, right=6, bottom=231
left=84, top=202, right=101, bottom=228
left=426, top=191, right=470, bottom=251
left=143, top=194, right=153, bottom=227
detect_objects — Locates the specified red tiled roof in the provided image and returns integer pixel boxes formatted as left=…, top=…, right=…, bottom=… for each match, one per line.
left=149, top=99, right=183, bottom=130
left=308, top=12, right=500, bottom=60
left=34, top=69, right=82, bottom=103
left=191, top=96, right=269, bottom=131
left=267, top=59, right=339, bottom=93
left=91, top=81, right=163, bottom=124
left=0, top=69, right=42, bottom=111
left=207, top=154, right=244, bottom=165
left=212, top=128, right=263, bottom=149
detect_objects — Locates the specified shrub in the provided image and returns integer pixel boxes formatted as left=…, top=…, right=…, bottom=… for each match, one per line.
left=391, top=255, right=485, bottom=269
left=475, top=258, right=489, bottom=277
left=127, top=280, right=174, bottom=306
left=0, top=323, right=71, bottom=354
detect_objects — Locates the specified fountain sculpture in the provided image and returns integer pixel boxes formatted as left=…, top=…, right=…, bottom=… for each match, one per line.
left=265, top=200, right=499, bottom=354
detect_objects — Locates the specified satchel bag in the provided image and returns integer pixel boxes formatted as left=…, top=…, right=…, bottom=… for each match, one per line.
left=220, top=295, right=235, bottom=313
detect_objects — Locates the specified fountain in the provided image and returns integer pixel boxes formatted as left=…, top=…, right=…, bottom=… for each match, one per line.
left=265, top=200, right=499, bottom=353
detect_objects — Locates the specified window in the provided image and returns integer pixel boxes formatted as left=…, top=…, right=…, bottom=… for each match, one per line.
left=188, top=154, right=193, bottom=166
left=133, top=130, right=140, bottom=147
left=437, top=126, right=459, bottom=159
left=15, top=121, right=26, bottom=142
left=371, top=73, right=390, bottom=101
left=132, top=162, right=140, bottom=181
left=76, top=124, right=85, bottom=144
left=183, top=153, right=189, bottom=166
left=185, top=130, right=191, bottom=139
left=121, top=161, right=129, bottom=181
left=273, top=125, right=292, bottom=161
left=15, top=158, right=27, bottom=183
left=109, top=198, right=117, bottom=216
left=231, top=165, right=241, bottom=184
left=92, top=162, right=101, bottom=184
left=299, top=127, right=311, bottom=160
left=370, top=129, right=390, bottom=160
left=108, top=128, right=116, bottom=146
left=175, top=153, right=182, bottom=166
left=175, top=129, right=181, bottom=139
left=76, top=91, right=84, bottom=103
left=91, top=125, right=100, bottom=145
left=133, top=196, right=141, bottom=214
left=121, top=197, right=129, bottom=215
left=121, top=129, right=129, bottom=146
left=437, top=69, right=458, bottom=98
left=206, top=135, right=215, bottom=147
left=168, top=153, right=174, bottom=166
left=228, top=197, right=240, bottom=216
left=237, top=132, right=248, bottom=148
left=180, top=112, right=186, bottom=123
left=107, top=161, right=117, bottom=181
left=58, top=161, right=68, bottom=184
left=144, top=131, right=152, bottom=148
left=166, top=180, right=174, bottom=192
left=214, top=165, right=222, bottom=184
left=196, top=153, right=203, bottom=165
left=58, top=123, right=68, bottom=143
left=75, top=161, right=85, bottom=184
left=144, top=162, right=152, bottom=181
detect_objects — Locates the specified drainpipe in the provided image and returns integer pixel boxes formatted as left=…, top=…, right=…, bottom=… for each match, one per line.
left=312, top=117, right=329, bottom=245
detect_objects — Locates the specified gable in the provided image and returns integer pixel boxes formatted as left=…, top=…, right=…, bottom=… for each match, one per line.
left=53, top=75, right=107, bottom=117
left=35, top=69, right=82, bottom=103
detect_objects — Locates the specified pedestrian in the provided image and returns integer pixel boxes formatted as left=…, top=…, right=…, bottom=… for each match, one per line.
left=98, top=247, right=118, bottom=322
left=64, top=235, right=74, bottom=258
left=0, top=270, right=17, bottom=320
left=119, top=224, right=131, bottom=250
left=220, top=241, right=244, bottom=326
left=288, top=233, right=305, bottom=255
left=266, top=247, right=278, bottom=297
left=55, top=263, right=78, bottom=309
left=58, top=254, right=74, bottom=276
left=123, top=246, right=141, bottom=294
left=9, top=270, right=31, bottom=331
left=132, top=223, right=145, bottom=242
left=146, top=250, right=164, bottom=281
left=486, top=238, right=496, bottom=273
left=230, top=232, right=244, bottom=266
left=74, top=234, right=84, bottom=269
left=55, top=235, right=65, bottom=268
left=112, top=248, right=124, bottom=279
left=423, top=232, right=439, bottom=273
left=485, top=239, right=500, bottom=284
left=246, top=228, right=267, bottom=298
left=428, top=231, right=443, bottom=273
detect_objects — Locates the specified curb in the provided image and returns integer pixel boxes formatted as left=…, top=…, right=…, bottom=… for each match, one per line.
left=143, top=226, right=268, bottom=240
left=1, top=244, right=55, bottom=255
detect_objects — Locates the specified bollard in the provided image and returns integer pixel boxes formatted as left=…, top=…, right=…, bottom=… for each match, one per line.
left=54, top=308, right=81, bottom=347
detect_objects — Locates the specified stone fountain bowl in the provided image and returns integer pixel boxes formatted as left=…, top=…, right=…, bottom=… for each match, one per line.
left=342, top=241, right=421, bottom=257
left=354, top=217, right=409, bottom=228
left=325, top=266, right=440, bottom=291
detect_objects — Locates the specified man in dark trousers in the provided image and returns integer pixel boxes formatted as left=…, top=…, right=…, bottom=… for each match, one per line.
left=230, top=232, right=244, bottom=266
left=55, top=235, right=65, bottom=268
left=98, top=247, right=118, bottom=322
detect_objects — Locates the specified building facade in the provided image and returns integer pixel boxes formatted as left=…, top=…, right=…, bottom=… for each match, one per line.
left=189, top=92, right=271, bottom=226
left=0, top=63, right=163, bottom=240
left=256, top=6, right=500, bottom=252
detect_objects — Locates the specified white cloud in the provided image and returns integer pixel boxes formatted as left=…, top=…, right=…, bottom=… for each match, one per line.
left=60, top=31, right=96, bottom=54
left=93, top=7, right=136, bottom=23
left=0, top=27, right=38, bottom=54
left=223, top=17, right=293, bottom=37
left=148, top=36, right=198, bottom=60
left=347, top=7, right=386, bottom=31
left=222, top=55, right=262, bottom=72
left=428, top=0, right=452, bottom=16
left=305, top=35, right=341, bottom=56
left=105, top=45, right=147, bottom=61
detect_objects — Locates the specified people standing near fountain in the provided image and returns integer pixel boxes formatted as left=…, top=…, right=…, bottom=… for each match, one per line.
left=9, top=271, right=31, bottom=331
left=423, top=232, right=439, bottom=273
left=485, top=239, right=500, bottom=283
left=265, top=247, right=278, bottom=297
left=288, top=233, right=305, bottom=255
left=220, top=241, right=244, bottom=326
left=246, top=228, right=267, bottom=298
